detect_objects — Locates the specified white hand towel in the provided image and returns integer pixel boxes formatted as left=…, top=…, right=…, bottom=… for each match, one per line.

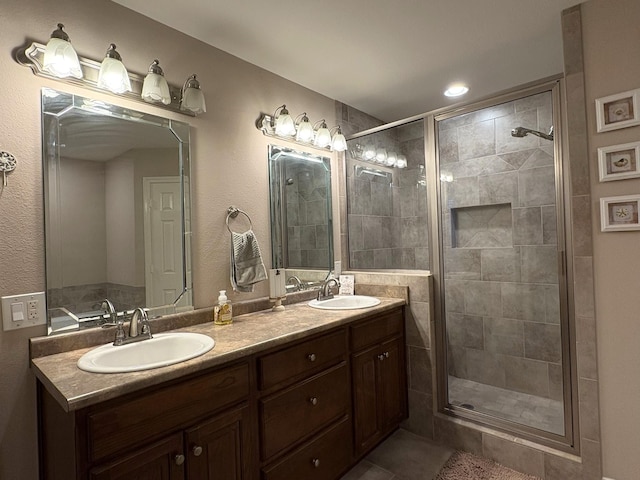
left=230, top=230, right=268, bottom=292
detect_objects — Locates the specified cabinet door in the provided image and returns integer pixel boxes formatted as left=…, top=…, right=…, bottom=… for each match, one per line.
left=89, top=433, right=184, bottom=480
left=352, top=345, right=381, bottom=455
left=378, top=337, right=407, bottom=431
left=185, top=404, right=253, bottom=480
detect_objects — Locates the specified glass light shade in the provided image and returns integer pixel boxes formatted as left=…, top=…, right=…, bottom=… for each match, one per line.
left=142, top=73, right=171, bottom=104
left=363, top=144, right=377, bottom=161
left=375, top=148, right=387, bottom=163
left=43, top=37, right=82, bottom=79
left=396, top=155, right=408, bottom=168
left=296, top=116, right=314, bottom=142
left=275, top=110, right=295, bottom=136
left=181, top=74, right=206, bottom=114
left=181, top=87, right=206, bottom=114
left=314, top=123, right=332, bottom=148
left=331, top=130, right=348, bottom=152
left=385, top=151, right=397, bottom=167
left=98, top=57, right=132, bottom=94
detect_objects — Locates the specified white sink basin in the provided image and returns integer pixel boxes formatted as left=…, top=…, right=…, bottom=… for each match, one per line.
left=77, top=332, right=215, bottom=373
left=308, top=295, right=381, bottom=310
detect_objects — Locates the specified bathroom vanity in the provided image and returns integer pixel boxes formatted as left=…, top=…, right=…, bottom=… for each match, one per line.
left=31, top=298, right=407, bottom=480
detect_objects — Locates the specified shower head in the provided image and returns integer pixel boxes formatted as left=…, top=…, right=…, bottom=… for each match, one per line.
left=510, top=126, right=554, bottom=141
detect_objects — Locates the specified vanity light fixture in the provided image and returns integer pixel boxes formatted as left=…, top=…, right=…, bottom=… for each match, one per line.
left=348, top=143, right=407, bottom=169
left=97, top=44, right=132, bottom=94
left=256, top=106, right=347, bottom=153
left=141, top=60, right=171, bottom=105
left=15, top=25, right=202, bottom=116
left=313, top=120, right=332, bottom=148
left=444, top=83, right=469, bottom=97
left=180, top=74, right=207, bottom=114
left=42, top=24, right=82, bottom=79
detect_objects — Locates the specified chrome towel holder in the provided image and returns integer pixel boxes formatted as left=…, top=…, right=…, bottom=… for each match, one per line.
left=226, top=206, right=253, bottom=233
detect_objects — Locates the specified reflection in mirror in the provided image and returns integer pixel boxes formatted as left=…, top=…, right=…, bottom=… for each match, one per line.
left=42, top=88, right=193, bottom=334
left=268, top=145, right=333, bottom=290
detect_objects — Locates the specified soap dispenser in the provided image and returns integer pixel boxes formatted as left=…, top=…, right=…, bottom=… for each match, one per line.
left=214, top=290, right=233, bottom=325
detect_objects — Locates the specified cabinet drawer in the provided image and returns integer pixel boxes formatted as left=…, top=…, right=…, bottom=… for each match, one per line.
left=258, top=329, right=347, bottom=390
left=260, top=363, right=349, bottom=460
left=262, top=417, right=352, bottom=480
left=87, top=362, right=249, bottom=462
left=350, top=308, right=403, bottom=351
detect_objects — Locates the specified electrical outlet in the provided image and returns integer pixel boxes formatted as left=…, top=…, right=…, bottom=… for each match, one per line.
left=1, top=292, right=47, bottom=331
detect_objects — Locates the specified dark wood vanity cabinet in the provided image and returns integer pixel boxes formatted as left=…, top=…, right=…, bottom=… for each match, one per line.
left=256, top=329, right=352, bottom=480
left=38, top=306, right=407, bottom=480
left=39, top=362, right=255, bottom=480
left=351, top=310, right=408, bottom=457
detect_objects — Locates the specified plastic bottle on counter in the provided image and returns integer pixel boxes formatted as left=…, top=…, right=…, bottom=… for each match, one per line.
left=213, top=290, right=233, bottom=325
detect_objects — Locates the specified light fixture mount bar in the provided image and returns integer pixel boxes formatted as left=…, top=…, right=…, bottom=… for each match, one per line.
left=256, top=113, right=332, bottom=152
left=15, top=41, right=194, bottom=116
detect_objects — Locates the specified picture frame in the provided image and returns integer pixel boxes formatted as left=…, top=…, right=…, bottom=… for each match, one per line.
left=595, top=88, right=640, bottom=132
left=598, top=141, right=640, bottom=182
left=600, top=195, right=640, bottom=231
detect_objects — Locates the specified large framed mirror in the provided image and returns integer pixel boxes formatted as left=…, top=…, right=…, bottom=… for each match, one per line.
left=42, top=88, right=193, bottom=334
left=268, top=145, right=333, bottom=289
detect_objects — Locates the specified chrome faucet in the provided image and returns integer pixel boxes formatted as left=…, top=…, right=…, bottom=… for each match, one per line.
left=287, top=275, right=304, bottom=292
left=113, top=307, right=153, bottom=346
left=317, top=277, right=340, bottom=301
left=100, top=299, right=118, bottom=327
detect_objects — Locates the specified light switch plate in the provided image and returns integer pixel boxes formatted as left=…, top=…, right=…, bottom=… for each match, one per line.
left=1, top=292, right=47, bottom=331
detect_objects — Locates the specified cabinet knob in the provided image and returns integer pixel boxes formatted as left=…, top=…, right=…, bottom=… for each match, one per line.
left=307, top=353, right=317, bottom=362
left=174, top=454, right=185, bottom=466
left=312, top=458, right=321, bottom=468
left=309, top=396, right=318, bottom=406
left=192, top=445, right=203, bottom=457
left=378, top=354, right=385, bottom=361
left=384, top=351, right=390, bottom=358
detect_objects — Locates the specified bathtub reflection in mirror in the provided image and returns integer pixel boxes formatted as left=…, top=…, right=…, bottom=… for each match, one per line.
left=42, top=88, right=193, bottom=334
left=268, top=145, right=333, bottom=290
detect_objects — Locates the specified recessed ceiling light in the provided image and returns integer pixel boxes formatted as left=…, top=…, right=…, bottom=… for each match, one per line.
left=444, top=84, right=469, bottom=97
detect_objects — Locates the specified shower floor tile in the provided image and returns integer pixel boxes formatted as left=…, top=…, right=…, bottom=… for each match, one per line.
left=448, top=376, right=564, bottom=435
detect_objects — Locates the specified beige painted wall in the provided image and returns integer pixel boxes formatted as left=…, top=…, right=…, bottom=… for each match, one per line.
left=0, top=1, right=336, bottom=478
left=581, top=1, right=640, bottom=479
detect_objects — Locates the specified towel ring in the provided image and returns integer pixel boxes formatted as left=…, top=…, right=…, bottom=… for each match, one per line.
left=226, top=206, right=253, bottom=233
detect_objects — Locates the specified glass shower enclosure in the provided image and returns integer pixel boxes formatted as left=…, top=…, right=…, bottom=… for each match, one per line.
left=433, top=82, right=575, bottom=447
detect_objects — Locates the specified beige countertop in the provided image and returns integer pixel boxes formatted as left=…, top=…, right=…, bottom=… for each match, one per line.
left=31, top=296, right=405, bottom=413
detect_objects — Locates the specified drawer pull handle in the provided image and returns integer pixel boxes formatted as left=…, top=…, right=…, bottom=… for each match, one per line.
left=192, top=445, right=203, bottom=457
left=174, top=454, right=185, bottom=465
left=312, top=458, right=321, bottom=468
left=309, top=396, right=318, bottom=406
left=307, top=353, right=317, bottom=362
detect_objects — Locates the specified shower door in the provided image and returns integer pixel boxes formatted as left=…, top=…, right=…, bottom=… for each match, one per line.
left=434, top=83, right=575, bottom=446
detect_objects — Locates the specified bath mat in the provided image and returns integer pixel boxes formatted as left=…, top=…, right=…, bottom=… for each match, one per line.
left=434, top=451, right=542, bottom=480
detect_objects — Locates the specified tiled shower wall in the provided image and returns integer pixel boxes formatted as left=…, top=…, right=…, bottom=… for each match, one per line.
left=285, top=160, right=331, bottom=269
left=439, top=92, right=563, bottom=401
left=346, top=120, right=429, bottom=270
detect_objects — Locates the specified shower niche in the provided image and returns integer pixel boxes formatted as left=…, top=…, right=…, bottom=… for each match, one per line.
left=450, top=203, right=513, bottom=249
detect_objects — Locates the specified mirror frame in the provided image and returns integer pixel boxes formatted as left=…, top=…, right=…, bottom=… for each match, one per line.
left=41, top=88, right=193, bottom=334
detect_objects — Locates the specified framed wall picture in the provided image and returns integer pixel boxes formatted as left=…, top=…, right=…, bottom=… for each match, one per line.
left=595, top=88, right=640, bottom=132
left=600, top=195, right=640, bottom=231
left=598, top=141, right=640, bottom=182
